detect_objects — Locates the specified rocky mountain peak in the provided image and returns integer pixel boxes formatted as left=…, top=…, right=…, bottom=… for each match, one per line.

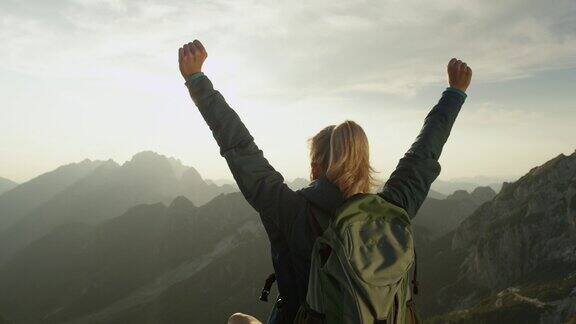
left=446, top=189, right=470, bottom=200
left=167, top=157, right=189, bottom=179
left=169, top=196, right=196, bottom=210
left=181, top=167, right=205, bottom=186
left=127, top=151, right=170, bottom=166
left=288, top=178, right=311, bottom=190
left=123, top=151, right=182, bottom=181
left=470, top=186, right=497, bottom=204
left=452, top=150, right=576, bottom=290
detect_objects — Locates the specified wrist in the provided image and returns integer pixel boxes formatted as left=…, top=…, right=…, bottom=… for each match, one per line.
left=448, top=83, right=467, bottom=92
left=445, top=87, right=467, bottom=100
left=184, top=71, right=205, bottom=83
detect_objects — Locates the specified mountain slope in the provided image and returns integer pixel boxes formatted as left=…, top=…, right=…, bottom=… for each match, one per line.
left=0, top=159, right=104, bottom=232
left=419, top=151, right=576, bottom=322
left=413, top=186, right=496, bottom=240
left=428, top=189, right=447, bottom=200
left=0, top=177, right=17, bottom=196
left=453, top=152, right=576, bottom=291
left=62, top=222, right=271, bottom=324
left=0, top=192, right=270, bottom=324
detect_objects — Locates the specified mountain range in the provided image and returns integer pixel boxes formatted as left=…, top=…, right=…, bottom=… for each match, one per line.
left=0, top=192, right=272, bottom=323
left=0, top=151, right=238, bottom=265
left=0, top=150, right=574, bottom=323
left=431, top=176, right=514, bottom=196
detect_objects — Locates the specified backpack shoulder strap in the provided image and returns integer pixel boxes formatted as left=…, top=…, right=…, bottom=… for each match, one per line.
left=259, top=273, right=276, bottom=302
left=412, top=248, right=419, bottom=295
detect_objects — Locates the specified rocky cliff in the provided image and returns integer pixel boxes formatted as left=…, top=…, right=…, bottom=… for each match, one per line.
left=420, top=151, right=576, bottom=323
left=453, top=152, right=576, bottom=290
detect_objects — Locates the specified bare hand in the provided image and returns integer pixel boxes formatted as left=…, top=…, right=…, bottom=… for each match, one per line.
left=447, top=58, right=472, bottom=92
left=179, top=39, right=208, bottom=78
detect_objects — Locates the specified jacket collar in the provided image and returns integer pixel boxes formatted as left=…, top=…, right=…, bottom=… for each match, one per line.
left=298, top=175, right=345, bottom=214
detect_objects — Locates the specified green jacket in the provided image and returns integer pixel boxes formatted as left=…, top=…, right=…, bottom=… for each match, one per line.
left=184, top=72, right=466, bottom=323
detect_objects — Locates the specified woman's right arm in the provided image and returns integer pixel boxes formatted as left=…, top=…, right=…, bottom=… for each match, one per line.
left=179, top=40, right=306, bottom=237
left=378, top=59, right=472, bottom=218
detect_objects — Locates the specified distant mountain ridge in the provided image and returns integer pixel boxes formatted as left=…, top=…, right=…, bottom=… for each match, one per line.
left=0, top=159, right=105, bottom=232
left=0, top=177, right=17, bottom=196
left=0, top=151, right=236, bottom=265
left=413, top=186, right=497, bottom=240
left=431, top=176, right=514, bottom=195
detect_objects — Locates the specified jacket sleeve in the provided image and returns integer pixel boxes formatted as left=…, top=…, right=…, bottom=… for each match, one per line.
left=184, top=73, right=306, bottom=235
left=378, top=88, right=466, bottom=219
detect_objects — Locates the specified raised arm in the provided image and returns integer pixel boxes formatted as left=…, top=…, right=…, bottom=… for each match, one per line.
left=379, top=58, right=473, bottom=218
left=178, top=40, right=305, bottom=233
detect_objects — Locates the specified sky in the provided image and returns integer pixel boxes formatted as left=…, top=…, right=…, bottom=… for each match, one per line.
left=1, top=0, right=575, bottom=184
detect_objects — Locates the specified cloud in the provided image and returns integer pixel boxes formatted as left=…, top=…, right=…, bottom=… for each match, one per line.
left=460, top=101, right=539, bottom=126
left=1, top=0, right=574, bottom=99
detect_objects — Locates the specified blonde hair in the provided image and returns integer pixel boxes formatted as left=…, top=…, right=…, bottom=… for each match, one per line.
left=326, top=120, right=378, bottom=198
left=307, top=125, right=336, bottom=179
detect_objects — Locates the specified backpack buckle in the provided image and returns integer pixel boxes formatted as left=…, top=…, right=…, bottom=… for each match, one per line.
left=260, top=289, right=271, bottom=302
left=259, top=273, right=276, bottom=302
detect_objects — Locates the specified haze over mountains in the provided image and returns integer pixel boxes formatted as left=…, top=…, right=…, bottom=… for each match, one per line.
left=0, top=150, right=574, bottom=323
left=413, top=186, right=497, bottom=240
left=0, top=193, right=271, bottom=323
left=0, top=160, right=105, bottom=233
left=431, top=177, right=512, bottom=197
left=0, top=151, right=317, bottom=267
left=0, top=151, right=238, bottom=265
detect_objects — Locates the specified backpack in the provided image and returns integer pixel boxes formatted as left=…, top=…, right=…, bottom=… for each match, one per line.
left=293, top=193, right=420, bottom=324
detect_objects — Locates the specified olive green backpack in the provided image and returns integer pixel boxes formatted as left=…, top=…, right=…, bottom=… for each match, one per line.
left=294, top=193, right=420, bottom=324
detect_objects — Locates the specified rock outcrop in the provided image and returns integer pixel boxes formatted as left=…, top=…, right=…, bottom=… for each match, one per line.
left=420, top=150, right=576, bottom=323
left=453, top=151, right=576, bottom=290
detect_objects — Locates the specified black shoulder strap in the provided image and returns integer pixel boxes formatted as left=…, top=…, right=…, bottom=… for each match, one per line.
left=412, top=248, right=419, bottom=295
left=259, top=273, right=276, bottom=302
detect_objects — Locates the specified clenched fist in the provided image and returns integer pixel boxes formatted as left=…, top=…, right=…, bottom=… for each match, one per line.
left=447, top=58, right=472, bottom=92
left=179, top=39, right=208, bottom=78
